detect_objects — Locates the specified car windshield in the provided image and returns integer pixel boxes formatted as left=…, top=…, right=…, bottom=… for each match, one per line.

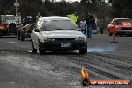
left=40, top=20, right=78, bottom=31
left=114, top=19, right=132, bottom=24
left=5, top=16, right=16, bottom=20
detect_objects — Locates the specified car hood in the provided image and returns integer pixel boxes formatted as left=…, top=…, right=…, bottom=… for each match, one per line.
left=40, top=30, right=86, bottom=38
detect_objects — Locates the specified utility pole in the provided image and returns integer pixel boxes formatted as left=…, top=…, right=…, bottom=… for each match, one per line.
left=16, top=0, right=18, bottom=16
left=14, top=0, right=19, bottom=16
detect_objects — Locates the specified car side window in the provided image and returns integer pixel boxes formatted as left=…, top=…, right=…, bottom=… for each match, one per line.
left=112, top=20, right=116, bottom=24
left=113, top=20, right=120, bottom=24
left=40, top=23, right=46, bottom=31
left=40, top=21, right=48, bottom=31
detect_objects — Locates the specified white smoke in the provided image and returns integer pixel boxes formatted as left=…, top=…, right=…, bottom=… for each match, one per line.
left=87, top=45, right=117, bottom=52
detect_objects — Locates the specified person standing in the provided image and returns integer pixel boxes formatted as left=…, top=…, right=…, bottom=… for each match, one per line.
left=16, top=13, right=22, bottom=24
left=91, top=15, right=97, bottom=34
left=85, top=15, right=92, bottom=38
left=79, top=18, right=86, bottom=34
left=86, top=15, right=96, bottom=38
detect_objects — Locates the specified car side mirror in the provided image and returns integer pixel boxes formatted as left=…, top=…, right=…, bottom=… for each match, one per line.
left=34, top=29, right=40, bottom=32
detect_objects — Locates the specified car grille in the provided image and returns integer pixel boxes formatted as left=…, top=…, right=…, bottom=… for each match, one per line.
left=54, top=38, right=75, bottom=42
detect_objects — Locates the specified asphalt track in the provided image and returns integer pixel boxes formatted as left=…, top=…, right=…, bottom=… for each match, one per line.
left=0, top=34, right=132, bottom=88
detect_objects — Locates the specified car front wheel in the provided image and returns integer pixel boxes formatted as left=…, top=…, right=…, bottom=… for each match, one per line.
left=0, top=31, right=2, bottom=38
left=79, top=48, right=87, bottom=54
left=39, top=48, right=46, bottom=55
left=38, top=41, right=46, bottom=55
left=31, top=40, right=37, bottom=53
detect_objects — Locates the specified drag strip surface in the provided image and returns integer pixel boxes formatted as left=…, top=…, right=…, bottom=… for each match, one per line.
left=0, top=34, right=132, bottom=88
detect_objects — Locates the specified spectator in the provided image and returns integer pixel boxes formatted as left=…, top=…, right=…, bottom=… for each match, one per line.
left=85, top=15, right=92, bottom=38
left=85, top=15, right=96, bottom=38
left=23, top=16, right=33, bottom=25
left=90, top=15, right=97, bottom=32
left=79, top=17, right=86, bottom=34
left=16, top=13, right=22, bottom=24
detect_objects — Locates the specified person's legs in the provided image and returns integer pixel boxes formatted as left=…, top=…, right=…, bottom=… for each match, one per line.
left=86, top=24, right=90, bottom=38
left=85, top=25, right=88, bottom=36
left=89, top=24, right=92, bottom=38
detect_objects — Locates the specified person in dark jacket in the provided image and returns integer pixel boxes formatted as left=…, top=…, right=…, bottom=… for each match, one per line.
left=91, top=15, right=96, bottom=31
left=85, top=15, right=92, bottom=38
left=85, top=15, right=96, bottom=38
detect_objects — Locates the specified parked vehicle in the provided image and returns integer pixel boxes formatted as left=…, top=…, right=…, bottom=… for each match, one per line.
left=0, top=20, right=6, bottom=37
left=31, top=16, right=87, bottom=54
left=1, top=15, right=19, bottom=35
left=0, top=15, right=9, bottom=37
left=107, top=18, right=132, bottom=36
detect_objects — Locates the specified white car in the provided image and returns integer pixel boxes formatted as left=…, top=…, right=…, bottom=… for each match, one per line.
left=31, top=16, right=87, bottom=54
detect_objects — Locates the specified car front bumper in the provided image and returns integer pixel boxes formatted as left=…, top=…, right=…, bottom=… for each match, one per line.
left=116, top=30, right=132, bottom=35
left=39, top=41, right=87, bottom=51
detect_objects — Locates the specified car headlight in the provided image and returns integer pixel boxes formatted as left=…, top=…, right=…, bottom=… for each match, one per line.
left=40, top=37, right=55, bottom=43
left=75, top=37, right=86, bottom=41
left=44, top=38, right=55, bottom=41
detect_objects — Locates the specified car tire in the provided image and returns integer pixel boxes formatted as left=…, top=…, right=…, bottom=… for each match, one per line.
left=6, top=28, right=10, bottom=36
left=0, top=31, right=2, bottom=38
left=31, top=40, right=37, bottom=53
left=79, top=48, right=87, bottom=54
left=39, top=48, right=46, bottom=55
left=38, top=40, right=46, bottom=55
